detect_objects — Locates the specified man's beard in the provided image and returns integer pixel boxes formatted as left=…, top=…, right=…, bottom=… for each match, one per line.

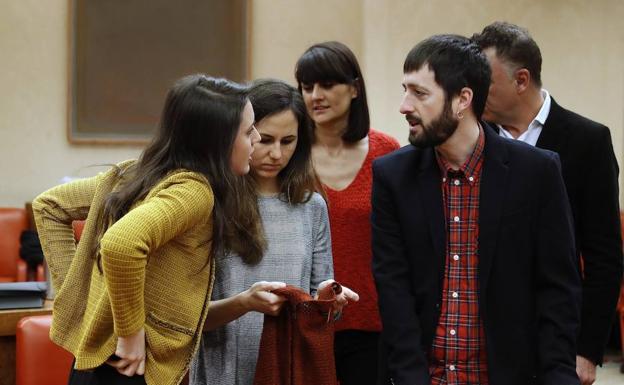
left=408, top=99, right=459, bottom=149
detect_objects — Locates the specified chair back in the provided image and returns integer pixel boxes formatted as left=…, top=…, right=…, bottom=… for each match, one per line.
left=16, top=315, right=73, bottom=385
left=0, top=208, right=29, bottom=281
left=72, top=220, right=85, bottom=242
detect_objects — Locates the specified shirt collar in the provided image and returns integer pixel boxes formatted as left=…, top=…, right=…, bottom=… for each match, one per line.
left=497, top=89, right=551, bottom=133
left=532, top=89, right=551, bottom=127
left=436, top=126, right=485, bottom=185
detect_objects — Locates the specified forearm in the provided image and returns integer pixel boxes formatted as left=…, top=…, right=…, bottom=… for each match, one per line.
left=33, top=204, right=79, bottom=291
left=32, top=176, right=96, bottom=289
left=203, top=294, right=249, bottom=331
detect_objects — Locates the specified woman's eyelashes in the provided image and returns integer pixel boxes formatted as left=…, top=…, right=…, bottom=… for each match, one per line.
left=259, top=136, right=297, bottom=145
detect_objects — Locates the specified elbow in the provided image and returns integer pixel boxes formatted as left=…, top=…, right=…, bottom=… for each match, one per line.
left=99, top=231, right=130, bottom=267
left=98, top=233, right=117, bottom=267
left=31, top=194, right=49, bottom=218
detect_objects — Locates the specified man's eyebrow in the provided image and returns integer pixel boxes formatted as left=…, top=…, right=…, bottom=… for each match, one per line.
left=403, top=81, right=428, bottom=91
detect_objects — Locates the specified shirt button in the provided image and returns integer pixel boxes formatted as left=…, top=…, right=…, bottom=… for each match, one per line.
left=452, top=292, right=459, bottom=298
left=449, top=329, right=456, bottom=336
left=453, top=216, right=460, bottom=222
left=442, top=177, right=447, bottom=182
left=468, top=176, right=474, bottom=182
left=453, top=179, right=460, bottom=186
left=453, top=254, right=459, bottom=261
left=449, top=364, right=456, bottom=371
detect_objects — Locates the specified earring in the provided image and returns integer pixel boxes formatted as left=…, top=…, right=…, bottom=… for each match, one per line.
left=457, top=110, right=464, bottom=119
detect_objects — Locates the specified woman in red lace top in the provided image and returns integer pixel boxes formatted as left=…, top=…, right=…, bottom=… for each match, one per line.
left=295, top=41, right=400, bottom=385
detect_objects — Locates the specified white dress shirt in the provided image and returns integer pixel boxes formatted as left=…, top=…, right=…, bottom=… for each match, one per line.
left=498, top=89, right=551, bottom=146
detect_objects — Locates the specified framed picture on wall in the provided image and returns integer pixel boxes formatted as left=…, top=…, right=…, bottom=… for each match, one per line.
left=67, top=0, right=250, bottom=144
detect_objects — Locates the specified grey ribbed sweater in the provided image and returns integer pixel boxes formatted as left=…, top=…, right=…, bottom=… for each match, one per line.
left=189, top=192, right=333, bottom=385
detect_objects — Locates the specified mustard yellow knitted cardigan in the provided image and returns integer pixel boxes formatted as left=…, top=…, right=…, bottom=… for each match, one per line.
left=33, top=160, right=215, bottom=385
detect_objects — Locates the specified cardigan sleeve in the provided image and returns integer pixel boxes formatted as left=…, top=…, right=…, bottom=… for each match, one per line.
left=32, top=173, right=100, bottom=292
left=99, top=172, right=214, bottom=337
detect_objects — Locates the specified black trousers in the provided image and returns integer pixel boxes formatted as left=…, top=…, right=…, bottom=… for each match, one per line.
left=68, top=362, right=146, bottom=385
left=334, top=330, right=381, bottom=385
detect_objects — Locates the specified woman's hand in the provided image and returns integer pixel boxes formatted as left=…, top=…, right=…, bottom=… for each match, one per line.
left=316, top=279, right=359, bottom=318
left=240, top=281, right=287, bottom=316
left=203, top=281, right=287, bottom=330
left=106, top=327, right=146, bottom=377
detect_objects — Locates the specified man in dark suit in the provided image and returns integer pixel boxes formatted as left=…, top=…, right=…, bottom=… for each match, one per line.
left=372, top=34, right=581, bottom=385
left=472, top=22, right=623, bottom=385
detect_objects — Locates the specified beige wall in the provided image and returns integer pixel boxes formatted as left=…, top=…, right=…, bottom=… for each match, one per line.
left=0, top=0, right=141, bottom=207
left=1, top=0, right=623, bottom=207
left=250, top=0, right=363, bottom=81
left=361, top=0, right=624, bottom=156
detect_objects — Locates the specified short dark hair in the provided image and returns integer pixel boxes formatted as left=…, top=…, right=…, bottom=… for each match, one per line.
left=404, top=34, right=491, bottom=119
left=248, top=78, right=316, bottom=204
left=294, top=41, right=370, bottom=143
left=471, top=21, right=542, bottom=87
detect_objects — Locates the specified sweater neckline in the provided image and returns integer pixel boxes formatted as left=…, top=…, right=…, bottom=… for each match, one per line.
left=322, top=131, right=376, bottom=193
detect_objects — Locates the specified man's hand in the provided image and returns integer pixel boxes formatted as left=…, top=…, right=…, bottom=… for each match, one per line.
left=576, top=355, right=596, bottom=385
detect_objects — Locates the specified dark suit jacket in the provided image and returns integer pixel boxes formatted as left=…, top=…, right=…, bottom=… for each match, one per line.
left=371, top=125, right=581, bottom=385
left=532, top=99, right=623, bottom=364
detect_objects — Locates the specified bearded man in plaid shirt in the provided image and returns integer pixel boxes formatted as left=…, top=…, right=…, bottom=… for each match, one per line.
left=372, top=34, right=581, bottom=385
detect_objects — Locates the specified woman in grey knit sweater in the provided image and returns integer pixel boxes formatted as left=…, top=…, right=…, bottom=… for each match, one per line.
left=189, top=79, right=358, bottom=385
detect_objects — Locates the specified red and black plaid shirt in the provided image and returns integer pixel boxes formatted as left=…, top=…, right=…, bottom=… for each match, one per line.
left=430, top=128, right=489, bottom=385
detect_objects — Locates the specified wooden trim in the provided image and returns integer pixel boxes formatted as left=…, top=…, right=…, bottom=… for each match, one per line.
left=0, top=301, right=53, bottom=337
left=65, top=0, right=251, bottom=145
left=65, top=0, right=73, bottom=145
left=66, top=0, right=148, bottom=145
left=246, top=0, right=253, bottom=81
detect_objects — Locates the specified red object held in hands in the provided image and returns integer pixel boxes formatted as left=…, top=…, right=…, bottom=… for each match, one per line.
left=253, top=282, right=342, bottom=385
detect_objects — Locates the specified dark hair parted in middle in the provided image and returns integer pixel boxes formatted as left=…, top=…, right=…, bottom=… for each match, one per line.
left=404, top=34, right=491, bottom=119
left=97, top=74, right=265, bottom=266
left=294, top=41, right=370, bottom=142
left=471, top=21, right=542, bottom=87
left=248, top=78, right=317, bottom=204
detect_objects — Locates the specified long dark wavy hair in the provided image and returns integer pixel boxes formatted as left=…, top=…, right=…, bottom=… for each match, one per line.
left=247, top=78, right=319, bottom=205
left=294, top=41, right=370, bottom=143
left=93, top=74, right=265, bottom=268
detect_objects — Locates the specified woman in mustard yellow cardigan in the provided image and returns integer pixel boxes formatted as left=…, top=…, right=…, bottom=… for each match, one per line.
left=33, top=74, right=263, bottom=385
